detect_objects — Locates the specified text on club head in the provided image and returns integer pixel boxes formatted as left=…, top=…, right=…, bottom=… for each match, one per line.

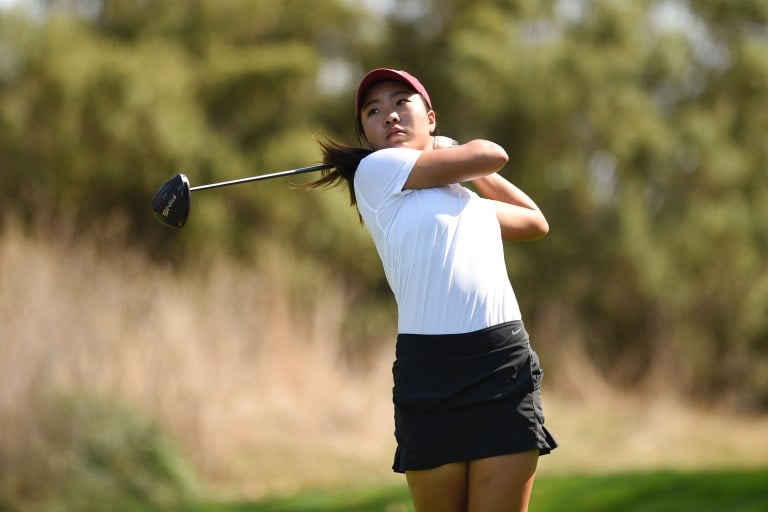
left=162, top=194, right=177, bottom=218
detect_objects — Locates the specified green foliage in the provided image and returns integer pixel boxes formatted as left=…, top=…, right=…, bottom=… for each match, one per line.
left=530, top=469, right=768, bottom=512
left=1, top=1, right=767, bottom=407
left=0, top=393, right=198, bottom=512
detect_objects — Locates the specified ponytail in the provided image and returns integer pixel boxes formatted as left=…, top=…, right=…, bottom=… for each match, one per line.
left=303, top=138, right=372, bottom=214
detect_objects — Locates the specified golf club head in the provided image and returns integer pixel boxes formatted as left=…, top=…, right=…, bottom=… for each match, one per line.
left=151, top=173, right=190, bottom=228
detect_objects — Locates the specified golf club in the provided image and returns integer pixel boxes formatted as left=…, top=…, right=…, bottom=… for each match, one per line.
left=151, top=163, right=332, bottom=229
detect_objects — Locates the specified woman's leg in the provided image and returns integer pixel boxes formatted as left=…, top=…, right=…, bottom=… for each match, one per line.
left=467, top=450, right=539, bottom=512
left=406, top=461, right=469, bottom=512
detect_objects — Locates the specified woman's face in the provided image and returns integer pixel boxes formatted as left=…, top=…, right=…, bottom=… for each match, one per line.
left=359, top=80, right=436, bottom=151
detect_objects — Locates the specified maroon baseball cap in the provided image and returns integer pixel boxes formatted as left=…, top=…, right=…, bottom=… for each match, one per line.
left=355, top=68, right=432, bottom=116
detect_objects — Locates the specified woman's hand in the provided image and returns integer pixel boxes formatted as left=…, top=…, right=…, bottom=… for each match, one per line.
left=431, top=135, right=459, bottom=149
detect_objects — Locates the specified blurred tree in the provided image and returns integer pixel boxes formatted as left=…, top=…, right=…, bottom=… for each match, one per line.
left=0, top=0, right=376, bottom=260
left=0, top=0, right=393, bottom=354
left=1, top=0, right=767, bottom=407
left=364, top=0, right=768, bottom=407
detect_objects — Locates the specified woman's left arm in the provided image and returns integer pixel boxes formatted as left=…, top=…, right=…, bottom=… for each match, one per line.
left=472, top=173, right=549, bottom=241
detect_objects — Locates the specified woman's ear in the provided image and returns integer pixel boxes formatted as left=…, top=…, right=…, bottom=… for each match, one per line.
left=428, top=110, right=437, bottom=134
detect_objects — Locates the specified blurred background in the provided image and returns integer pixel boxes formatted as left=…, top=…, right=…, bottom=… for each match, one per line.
left=1, top=0, right=767, bottom=510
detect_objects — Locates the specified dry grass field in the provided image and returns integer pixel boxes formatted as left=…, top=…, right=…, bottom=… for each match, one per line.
left=2, top=223, right=767, bottom=503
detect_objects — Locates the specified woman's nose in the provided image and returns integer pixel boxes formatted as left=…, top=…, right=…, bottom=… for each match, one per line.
left=385, top=111, right=399, bottom=124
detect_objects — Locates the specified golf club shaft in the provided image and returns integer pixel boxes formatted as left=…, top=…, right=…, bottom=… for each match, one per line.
left=189, top=163, right=332, bottom=191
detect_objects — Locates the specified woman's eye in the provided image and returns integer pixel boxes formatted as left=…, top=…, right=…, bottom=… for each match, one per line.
left=396, top=98, right=408, bottom=106
left=366, top=108, right=380, bottom=117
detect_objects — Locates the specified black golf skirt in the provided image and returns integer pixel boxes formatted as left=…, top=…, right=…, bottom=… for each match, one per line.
left=392, top=320, right=557, bottom=473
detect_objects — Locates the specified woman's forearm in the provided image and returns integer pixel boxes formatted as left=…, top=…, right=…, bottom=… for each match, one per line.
left=472, top=173, right=539, bottom=210
left=472, top=173, right=549, bottom=241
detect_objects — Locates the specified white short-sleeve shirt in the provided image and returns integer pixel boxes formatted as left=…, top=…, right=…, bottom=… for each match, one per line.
left=354, top=147, right=521, bottom=335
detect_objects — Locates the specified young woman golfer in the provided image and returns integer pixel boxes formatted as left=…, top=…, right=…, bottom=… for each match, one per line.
left=308, top=68, right=557, bottom=512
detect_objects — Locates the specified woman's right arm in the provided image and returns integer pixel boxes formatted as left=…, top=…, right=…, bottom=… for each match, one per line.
left=403, top=139, right=508, bottom=190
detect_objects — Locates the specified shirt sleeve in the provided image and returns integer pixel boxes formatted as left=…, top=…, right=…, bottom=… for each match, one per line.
left=354, top=147, right=421, bottom=213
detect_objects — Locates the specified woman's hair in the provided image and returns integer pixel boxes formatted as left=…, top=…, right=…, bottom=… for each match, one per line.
left=302, top=135, right=372, bottom=213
